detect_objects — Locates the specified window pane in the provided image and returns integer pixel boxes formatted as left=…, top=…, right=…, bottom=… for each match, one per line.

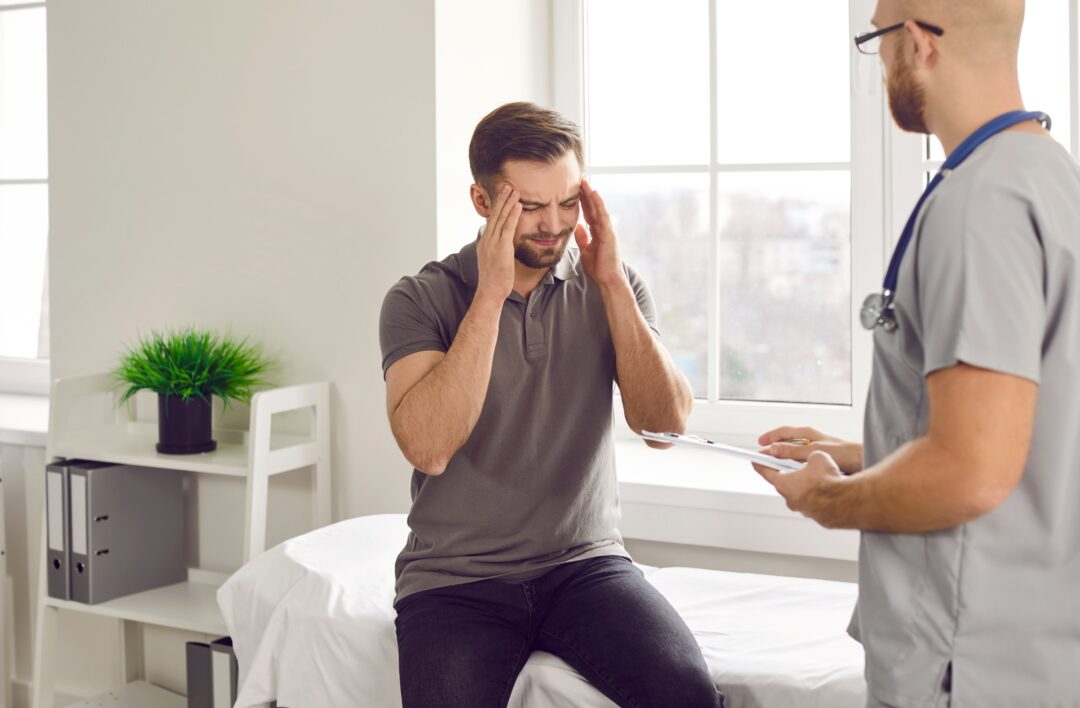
left=585, top=0, right=710, bottom=166
left=589, top=173, right=710, bottom=397
left=715, top=2, right=850, bottom=164
left=0, top=184, right=49, bottom=358
left=0, top=7, right=48, bottom=179
left=718, top=172, right=851, bottom=404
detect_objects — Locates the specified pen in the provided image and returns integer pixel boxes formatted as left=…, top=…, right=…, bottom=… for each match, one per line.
left=645, top=431, right=716, bottom=445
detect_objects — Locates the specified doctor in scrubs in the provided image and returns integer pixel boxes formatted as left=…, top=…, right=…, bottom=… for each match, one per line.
left=754, top=1, right=1080, bottom=706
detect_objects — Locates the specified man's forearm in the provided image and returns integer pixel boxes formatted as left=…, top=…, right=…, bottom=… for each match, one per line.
left=600, top=278, right=692, bottom=433
left=390, top=296, right=503, bottom=474
left=810, top=437, right=1001, bottom=532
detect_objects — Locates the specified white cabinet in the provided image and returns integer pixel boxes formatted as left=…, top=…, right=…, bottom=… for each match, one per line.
left=32, top=373, right=331, bottom=708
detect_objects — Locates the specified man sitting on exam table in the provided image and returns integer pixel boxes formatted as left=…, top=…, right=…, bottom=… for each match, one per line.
left=379, top=102, right=722, bottom=708
left=754, top=0, right=1080, bottom=706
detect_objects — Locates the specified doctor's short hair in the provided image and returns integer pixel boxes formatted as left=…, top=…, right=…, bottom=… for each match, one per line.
left=469, top=102, right=585, bottom=195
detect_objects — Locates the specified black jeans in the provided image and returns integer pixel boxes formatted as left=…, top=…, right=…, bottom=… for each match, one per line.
left=394, top=556, right=724, bottom=708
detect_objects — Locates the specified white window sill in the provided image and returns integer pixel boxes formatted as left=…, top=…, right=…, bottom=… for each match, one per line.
left=614, top=434, right=859, bottom=562
left=0, top=392, right=49, bottom=447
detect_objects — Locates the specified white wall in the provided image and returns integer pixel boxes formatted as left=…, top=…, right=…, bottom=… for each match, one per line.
left=435, top=0, right=553, bottom=258
left=48, top=0, right=437, bottom=522
left=40, top=0, right=438, bottom=698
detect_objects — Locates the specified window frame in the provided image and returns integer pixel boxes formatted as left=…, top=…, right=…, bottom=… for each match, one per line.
left=0, top=0, right=50, bottom=397
left=554, top=0, right=886, bottom=442
left=0, top=356, right=48, bottom=395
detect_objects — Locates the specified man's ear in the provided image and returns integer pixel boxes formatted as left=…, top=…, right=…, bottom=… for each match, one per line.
left=905, top=19, right=938, bottom=69
left=470, top=184, right=492, bottom=218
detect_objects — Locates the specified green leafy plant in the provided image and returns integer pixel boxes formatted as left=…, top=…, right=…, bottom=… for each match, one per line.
left=114, top=327, right=273, bottom=406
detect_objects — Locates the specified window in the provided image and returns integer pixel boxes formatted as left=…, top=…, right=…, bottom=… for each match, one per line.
left=556, top=0, right=884, bottom=439
left=0, top=0, right=50, bottom=395
left=557, top=0, right=1080, bottom=441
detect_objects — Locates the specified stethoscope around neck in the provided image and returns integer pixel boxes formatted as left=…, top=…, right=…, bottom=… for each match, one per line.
left=860, top=110, right=1052, bottom=332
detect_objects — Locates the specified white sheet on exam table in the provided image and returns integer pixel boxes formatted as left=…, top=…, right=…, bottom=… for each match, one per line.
left=218, top=514, right=866, bottom=708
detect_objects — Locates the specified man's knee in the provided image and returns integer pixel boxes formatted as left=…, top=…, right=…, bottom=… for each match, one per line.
left=656, top=658, right=724, bottom=708
left=612, top=642, right=721, bottom=708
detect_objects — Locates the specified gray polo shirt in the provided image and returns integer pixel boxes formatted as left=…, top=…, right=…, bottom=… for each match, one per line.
left=380, top=239, right=659, bottom=603
left=855, top=133, right=1080, bottom=707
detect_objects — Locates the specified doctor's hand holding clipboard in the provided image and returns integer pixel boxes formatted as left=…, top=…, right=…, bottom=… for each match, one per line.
left=747, top=427, right=864, bottom=519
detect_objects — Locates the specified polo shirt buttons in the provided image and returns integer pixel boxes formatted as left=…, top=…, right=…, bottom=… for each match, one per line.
left=529, top=309, right=537, bottom=318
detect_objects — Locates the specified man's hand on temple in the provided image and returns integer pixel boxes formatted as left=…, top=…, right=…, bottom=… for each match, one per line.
left=476, top=185, right=521, bottom=303
left=575, top=178, right=629, bottom=291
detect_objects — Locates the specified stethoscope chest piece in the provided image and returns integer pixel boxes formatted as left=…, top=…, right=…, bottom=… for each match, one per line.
left=861, top=291, right=898, bottom=332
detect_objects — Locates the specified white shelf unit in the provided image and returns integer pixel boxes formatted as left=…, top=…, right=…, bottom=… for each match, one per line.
left=64, top=681, right=184, bottom=708
left=32, top=373, right=332, bottom=708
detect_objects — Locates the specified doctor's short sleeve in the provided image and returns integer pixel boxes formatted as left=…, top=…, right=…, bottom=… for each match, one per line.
left=915, top=176, right=1045, bottom=383
left=379, top=278, right=448, bottom=378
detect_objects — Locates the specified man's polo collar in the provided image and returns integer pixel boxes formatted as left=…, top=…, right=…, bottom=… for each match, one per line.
left=459, top=232, right=580, bottom=288
left=552, top=247, right=579, bottom=281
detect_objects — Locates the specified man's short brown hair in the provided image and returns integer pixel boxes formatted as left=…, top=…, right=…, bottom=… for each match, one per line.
left=469, top=102, right=585, bottom=194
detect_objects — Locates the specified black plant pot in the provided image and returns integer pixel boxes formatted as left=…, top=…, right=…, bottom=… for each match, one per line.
left=156, top=394, right=217, bottom=454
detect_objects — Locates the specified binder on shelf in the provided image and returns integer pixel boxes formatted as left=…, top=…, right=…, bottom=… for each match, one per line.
left=210, top=637, right=238, bottom=707
left=185, top=641, right=213, bottom=708
left=67, top=460, right=186, bottom=604
left=45, top=462, right=72, bottom=600
left=186, top=637, right=238, bottom=708
left=45, top=460, right=113, bottom=599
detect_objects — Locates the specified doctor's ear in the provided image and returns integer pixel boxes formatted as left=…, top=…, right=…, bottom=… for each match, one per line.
left=471, top=184, right=492, bottom=218
left=905, top=19, right=939, bottom=68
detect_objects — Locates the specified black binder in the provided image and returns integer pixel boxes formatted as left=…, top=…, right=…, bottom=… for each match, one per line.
left=186, top=641, right=213, bottom=708
left=210, top=637, right=239, bottom=706
left=186, top=637, right=239, bottom=707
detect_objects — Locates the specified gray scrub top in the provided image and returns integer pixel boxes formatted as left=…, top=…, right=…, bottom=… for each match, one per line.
left=855, top=132, right=1080, bottom=707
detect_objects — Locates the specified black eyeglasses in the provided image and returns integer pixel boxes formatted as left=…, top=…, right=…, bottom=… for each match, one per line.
left=854, top=21, right=944, bottom=55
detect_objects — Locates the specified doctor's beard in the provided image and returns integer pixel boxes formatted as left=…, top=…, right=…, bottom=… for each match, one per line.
left=888, top=50, right=931, bottom=135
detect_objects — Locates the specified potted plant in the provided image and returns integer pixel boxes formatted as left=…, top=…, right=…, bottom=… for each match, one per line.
left=114, top=327, right=272, bottom=454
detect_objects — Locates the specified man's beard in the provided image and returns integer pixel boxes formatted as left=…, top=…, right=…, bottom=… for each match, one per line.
left=515, top=228, right=573, bottom=269
left=887, top=50, right=930, bottom=135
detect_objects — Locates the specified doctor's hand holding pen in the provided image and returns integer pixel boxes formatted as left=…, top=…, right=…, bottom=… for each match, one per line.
left=757, top=427, right=864, bottom=475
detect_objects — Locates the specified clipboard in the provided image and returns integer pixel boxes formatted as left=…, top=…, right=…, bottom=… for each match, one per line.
left=640, top=431, right=803, bottom=472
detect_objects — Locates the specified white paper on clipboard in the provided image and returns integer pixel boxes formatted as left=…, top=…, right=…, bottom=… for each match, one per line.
left=640, top=431, right=804, bottom=472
